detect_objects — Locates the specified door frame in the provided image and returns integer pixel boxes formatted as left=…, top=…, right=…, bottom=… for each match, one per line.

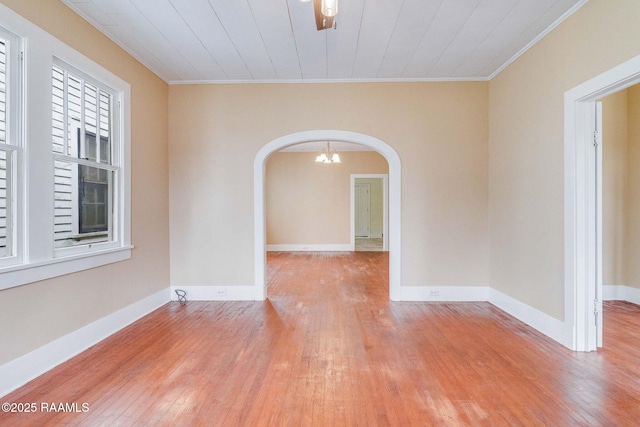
left=564, top=54, right=640, bottom=351
left=254, top=130, right=401, bottom=300
left=351, top=174, right=388, bottom=250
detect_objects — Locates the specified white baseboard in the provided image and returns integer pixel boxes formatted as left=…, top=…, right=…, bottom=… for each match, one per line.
left=400, top=285, right=569, bottom=347
left=0, top=288, right=170, bottom=399
left=488, top=288, right=571, bottom=348
left=1, top=282, right=591, bottom=399
left=170, top=285, right=258, bottom=301
left=604, top=284, right=640, bottom=305
left=400, top=285, right=489, bottom=301
left=266, top=244, right=353, bottom=252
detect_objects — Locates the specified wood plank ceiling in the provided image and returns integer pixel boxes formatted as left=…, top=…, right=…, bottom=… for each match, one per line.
left=62, top=0, right=586, bottom=84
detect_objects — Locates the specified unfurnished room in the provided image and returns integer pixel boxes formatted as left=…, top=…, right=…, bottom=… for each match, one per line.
left=1, top=0, right=640, bottom=425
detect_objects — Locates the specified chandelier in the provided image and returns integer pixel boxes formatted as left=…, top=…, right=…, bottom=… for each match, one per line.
left=315, top=142, right=341, bottom=163
left=300, top=0, right=338, bottom=30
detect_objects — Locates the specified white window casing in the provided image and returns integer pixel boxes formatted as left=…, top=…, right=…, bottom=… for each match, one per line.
left=0, top=25, right=23, bottom=269
left=0, top=4, right=132, bottom=291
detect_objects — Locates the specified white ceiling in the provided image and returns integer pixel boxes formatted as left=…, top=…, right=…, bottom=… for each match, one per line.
left=62, top=0, right=586, bottom=84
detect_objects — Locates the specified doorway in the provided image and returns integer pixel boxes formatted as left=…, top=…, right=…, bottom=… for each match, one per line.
left=599, top=84, right=640, bottom=349
left=565, top=54, right=640, bottom=351
left=351, top=174, right=388, bottom=252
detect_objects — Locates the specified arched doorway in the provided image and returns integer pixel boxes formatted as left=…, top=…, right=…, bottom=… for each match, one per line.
left=254, top=130, right=401, bottom=300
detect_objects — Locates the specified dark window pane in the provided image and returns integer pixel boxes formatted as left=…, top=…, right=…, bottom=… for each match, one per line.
left=79, top=165, right=108, bottom=233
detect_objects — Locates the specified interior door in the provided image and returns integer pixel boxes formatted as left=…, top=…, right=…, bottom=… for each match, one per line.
left=595, top=101, right=603, bottom=347
left=355, top=183, right=370, bottom=238
left=586, top=100, right=604, bottom=350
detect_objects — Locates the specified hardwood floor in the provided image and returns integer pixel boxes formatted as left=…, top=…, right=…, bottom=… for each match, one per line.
left=355, top=238, right=384, bottom=251
left=2, top=252, right=640, bottom=426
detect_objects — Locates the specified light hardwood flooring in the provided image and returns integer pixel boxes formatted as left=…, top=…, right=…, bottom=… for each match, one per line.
left=355, top=238, right=384, bottom=251
left=1, top=252, right=640, bottom=425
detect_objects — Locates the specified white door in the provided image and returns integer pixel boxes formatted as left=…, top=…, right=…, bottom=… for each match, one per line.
left=595, top=101, right=603, bottom=347
left=355, top=183, right=370, bottom=237
left=586, top=100, right=604, bottom=350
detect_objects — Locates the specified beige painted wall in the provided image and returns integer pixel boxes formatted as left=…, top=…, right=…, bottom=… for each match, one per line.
left=627, top=85, right=640, bottom=290
left=169, top=82, right=489, bottom=287
left=0, top=0, right=169, bottom=365
left=355, top=177, right=384, bottom=238
left=602, top=90, right=628, bottom=287
left=602, top=85, right=640, bottom=291
left=266, top=151, right=387, bottom=245
left=488, top=0, right=640, bottom=320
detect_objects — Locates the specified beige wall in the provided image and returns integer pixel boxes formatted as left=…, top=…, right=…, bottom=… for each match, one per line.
left=627, top=85, right=640, bottom=290
left=266, top=151, right=388, bottom=245
left=0, top=0, right=170, bottom=365
left=602, top=90, right=628, bottom=287
left=169, top=82, right=489, bottom=287
left=488, top=0, right=640, bottom=320
left=602, top=85, right=640, bottom=291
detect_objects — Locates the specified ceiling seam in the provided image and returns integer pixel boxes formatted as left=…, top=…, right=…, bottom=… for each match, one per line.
left=167, top=0, right=230, bottom=80
left=425, top=0, right=482, bottom=77
left=400, top=0, right=444, bottom=79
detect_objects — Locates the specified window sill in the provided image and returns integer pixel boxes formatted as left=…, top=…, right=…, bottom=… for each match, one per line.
left=71, top=232, right=109, bottom=240
left=0, top=245, right=133, bottom=291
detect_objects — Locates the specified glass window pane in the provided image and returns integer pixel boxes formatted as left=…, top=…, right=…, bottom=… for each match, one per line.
left=79, top=165, right=109, bottom=233
left=54, top=160, right=112, bottom=248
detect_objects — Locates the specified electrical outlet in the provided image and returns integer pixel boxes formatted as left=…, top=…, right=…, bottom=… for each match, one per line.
left=429, top=290, right=440, bottom=297
left=215, top=289, right=227, bottom=297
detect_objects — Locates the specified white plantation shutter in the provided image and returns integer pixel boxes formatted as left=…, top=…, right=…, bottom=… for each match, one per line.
left=0, top=150, right=8, bottom=257
left=52, top=63, right=115, bottom=248
left=0, top=38, right=9, bottom=257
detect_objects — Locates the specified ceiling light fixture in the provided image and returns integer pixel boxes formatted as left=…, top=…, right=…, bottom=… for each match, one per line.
left=321, top=0, right=338, bottom=17
left=315, top=142, right=341, bottom=164
left=306, top=0, right=337, bottom=31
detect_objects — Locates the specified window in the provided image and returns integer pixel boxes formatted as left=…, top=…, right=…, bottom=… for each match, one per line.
left=0, top=6, right=131, bottom=291
left=52, top=63, right=118, bottom=250
left=0, top=27, right=21, bottom=266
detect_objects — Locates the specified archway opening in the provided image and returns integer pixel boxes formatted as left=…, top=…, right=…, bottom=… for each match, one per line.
left=254, top=130, right=401, bottom=300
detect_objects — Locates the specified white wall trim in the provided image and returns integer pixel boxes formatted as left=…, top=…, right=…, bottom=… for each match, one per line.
left=603, top=285, right=626, bottom=301
left=170, top=285, right=260, bottom=301
left=400, top=285, right=489, bottom=301
left=255, top=130, right=402, bottom=302
left=489, top=288, right=572, bottom=348
left=400, top=285, right=570, bottom=347
left=266, top=244, right=353, bottom=252
left=0, top=283, right=587, bottom=398
left=625, top=287, right=640, bottom=305
left=0, top=247, right=132, bottom=291
left=603, top=285, right=640, bottom=305
left=0, top=288, right=170, bottom=398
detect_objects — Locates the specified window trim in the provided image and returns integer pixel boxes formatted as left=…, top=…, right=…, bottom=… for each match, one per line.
left=52, top=59, right=121, bottom=255
left=49, top=57, right=130, bottom=260
left=0, top=24, right=24, bottom=269
left=0, top=4, right=132, bottom=290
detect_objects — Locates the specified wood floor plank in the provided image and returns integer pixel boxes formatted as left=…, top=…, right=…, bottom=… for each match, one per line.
left=2, top=252, right=640, bottom=425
